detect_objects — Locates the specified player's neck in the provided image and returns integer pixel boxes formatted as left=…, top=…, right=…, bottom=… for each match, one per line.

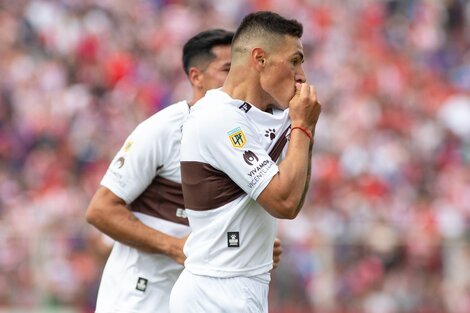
left=222, top=73, right=269, bottom=112
left=188, top=89, right=205, bottom=107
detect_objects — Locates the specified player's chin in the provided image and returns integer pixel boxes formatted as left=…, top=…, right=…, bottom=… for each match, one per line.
left=271, top=92, right=291, bottom=110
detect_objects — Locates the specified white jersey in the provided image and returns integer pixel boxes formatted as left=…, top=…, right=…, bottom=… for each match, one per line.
left=180, top=89, right=291, bottom=279
left=96, top=101, right=191, bottom=313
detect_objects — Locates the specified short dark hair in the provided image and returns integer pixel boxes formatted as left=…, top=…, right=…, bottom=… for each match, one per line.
left=182, top=29, right=234, bottom=76
left=232, top=11, right=303, bottom=45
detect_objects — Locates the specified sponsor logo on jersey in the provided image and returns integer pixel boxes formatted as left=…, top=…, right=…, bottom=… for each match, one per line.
left=247, top=161, right=273, bottom=189
left=239, top=102, right=252, bottom=113
left=136, top=277, right=148, bottom=292
left=114, top=156, right=125, bottom=169
left=227, top=127, right=246, bottom=148
left=247, top=159, right=270, bottom=177
left=227, top=232, right=240, bottom=248
left=176, top=208, right=187, bottom=219
left=265, top=128, right=276, bottom=140
left=243, top=150, right=258, bottom=165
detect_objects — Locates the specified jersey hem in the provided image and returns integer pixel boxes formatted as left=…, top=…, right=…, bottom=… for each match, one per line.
left=185, top=262, right=273, bottom=279
left=250, top=164, right=279, bottom=200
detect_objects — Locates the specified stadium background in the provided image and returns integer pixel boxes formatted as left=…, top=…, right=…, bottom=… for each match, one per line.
left=1, top=0, right=469, bottom=312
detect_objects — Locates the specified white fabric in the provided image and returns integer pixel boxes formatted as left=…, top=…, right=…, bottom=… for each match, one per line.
left=101, top=101, right=188, bottom=205
left=96, top=101, right=191, bottom=313
left=95, top=214, right=188, bottom=313
left=179, top=89, right=290, bottom=278
left=169, top=268, right=269, bottom=313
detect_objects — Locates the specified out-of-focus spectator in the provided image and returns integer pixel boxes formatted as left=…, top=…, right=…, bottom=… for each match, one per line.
left=1, top=0, right=469, bottom=312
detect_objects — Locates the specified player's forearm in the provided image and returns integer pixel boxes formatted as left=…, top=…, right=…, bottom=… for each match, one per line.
left=86, top=188, right=183, bottom=257
left=276, top=129, right=313, bottom=214
left=294, top=140, right=313, bottom=211
left=110, top=213, right=186, bottom=264
left=258, top=130, right=312, bottom=219
left=90, top=207, right=170, bottom=253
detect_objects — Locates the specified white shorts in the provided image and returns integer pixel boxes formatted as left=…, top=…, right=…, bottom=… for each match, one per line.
left=169, top=269, right=269, bottom=313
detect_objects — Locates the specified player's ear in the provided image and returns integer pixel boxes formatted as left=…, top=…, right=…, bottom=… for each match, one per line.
left=252, top=48, right=266, bottom=72
left=188, top=67, right=204, bottom=89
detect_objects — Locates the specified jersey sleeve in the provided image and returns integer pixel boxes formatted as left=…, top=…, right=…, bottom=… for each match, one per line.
left=100, top=120, right=166, bottom=204
left=200, top=110, right=279, bottom=200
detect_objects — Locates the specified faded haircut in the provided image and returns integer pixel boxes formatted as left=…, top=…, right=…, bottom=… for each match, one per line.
left=182, top=29, right=234, bottom=76
left=232, top=11, right=303, bottom=53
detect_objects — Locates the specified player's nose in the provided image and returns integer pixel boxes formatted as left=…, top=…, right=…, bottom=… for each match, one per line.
left=295, top=67, right=306, bottom=84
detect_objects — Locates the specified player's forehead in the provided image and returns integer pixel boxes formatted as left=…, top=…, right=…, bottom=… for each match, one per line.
left=275, top=35, right=303, bottom=58
left=211, top=44, right=231, bottom=58
left=208, top=45, right=231, bottom=66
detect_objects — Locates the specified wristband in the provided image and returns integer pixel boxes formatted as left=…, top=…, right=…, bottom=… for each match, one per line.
left=291, top=126, right=313, bottom=142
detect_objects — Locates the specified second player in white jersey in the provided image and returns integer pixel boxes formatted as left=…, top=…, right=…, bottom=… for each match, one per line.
left=96, top=101, right=190, bottom=312
left=86, top=29, right=237, bottom=313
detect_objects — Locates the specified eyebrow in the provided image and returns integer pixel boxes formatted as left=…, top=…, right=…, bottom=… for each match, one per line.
left=220, top=61, right=231, bottom=69
left=293, top=51, right=304, bottom=61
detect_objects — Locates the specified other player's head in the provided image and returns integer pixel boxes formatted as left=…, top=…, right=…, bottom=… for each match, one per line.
left=182, top=29, right=234, bottom=102
left=231, top=11, right=306, bottom=109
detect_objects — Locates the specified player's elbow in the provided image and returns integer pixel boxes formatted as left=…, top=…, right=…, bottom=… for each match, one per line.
left=86, top=187, right=122, bottom=228
left=258, top=187, right=302, bottom=219
left=278, top=201, right=300, bottom=220
left=266, top=197, right=301, bottom=220
left=85, top=202, right=104, bottom=227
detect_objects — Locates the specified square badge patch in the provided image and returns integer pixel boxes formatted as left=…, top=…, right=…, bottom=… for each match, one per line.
left=227, top=232, right=240, bottom=248
left=136, top=277, right=148, bottom=292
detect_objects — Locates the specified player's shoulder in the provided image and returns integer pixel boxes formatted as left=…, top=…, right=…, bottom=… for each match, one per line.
left=147, top=100, right=188, bottom=123
left=124, top=101, right=187, bottom=149
left=137, top=100, right=188, bottom=131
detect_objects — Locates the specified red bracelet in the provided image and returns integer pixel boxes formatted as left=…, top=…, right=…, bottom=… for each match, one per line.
left=291, top=126, right=313, bottom=142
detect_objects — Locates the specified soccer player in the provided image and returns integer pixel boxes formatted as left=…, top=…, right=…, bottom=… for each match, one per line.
left=171, top=12, right=321, bottom=313
left=86, top=29, right=282, bottom=313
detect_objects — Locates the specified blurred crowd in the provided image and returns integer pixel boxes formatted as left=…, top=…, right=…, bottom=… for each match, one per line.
left=0, top=0, right=469, bottom=312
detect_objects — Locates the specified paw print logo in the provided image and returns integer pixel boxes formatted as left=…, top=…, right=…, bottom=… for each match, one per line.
left=265, top=128, right=276, bottom=140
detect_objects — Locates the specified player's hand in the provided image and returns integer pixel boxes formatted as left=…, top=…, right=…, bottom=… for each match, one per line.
left=272, top=237, right=283, bottom=270
left=288, top=83, right=321, bottom=136
left=168, top=235, right=188, bottom=265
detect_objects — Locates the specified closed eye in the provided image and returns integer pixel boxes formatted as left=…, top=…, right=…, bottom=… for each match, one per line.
left=222, top=63, right=231, bottom=72
left=291, top=58, right=304, bottom=66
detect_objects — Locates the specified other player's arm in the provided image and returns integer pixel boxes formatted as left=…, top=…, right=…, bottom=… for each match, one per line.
left=86, top=186, right=187, bottom=264
left=257, top=83, right=321, bottom=219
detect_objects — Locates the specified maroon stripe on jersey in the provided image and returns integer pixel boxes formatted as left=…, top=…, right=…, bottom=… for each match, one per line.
left=129, top=176, right=189, bottom=226
left=268, top=125, right=290, bottom=162
left=181, top=161, right=245, bottom=211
